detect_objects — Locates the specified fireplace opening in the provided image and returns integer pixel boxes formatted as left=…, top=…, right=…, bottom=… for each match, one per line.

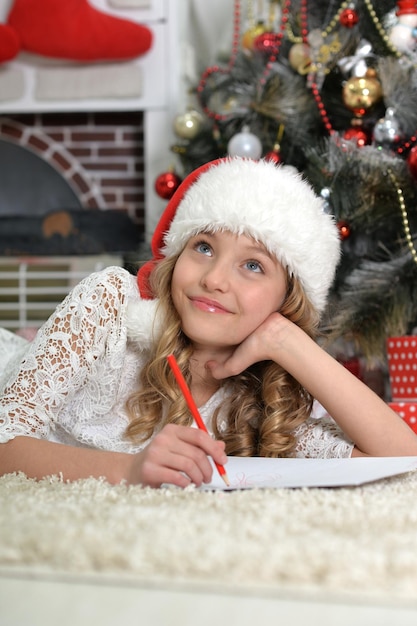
left=0, top=138, right=82, bottom=216
left=0, top=112, right=145, bottom=256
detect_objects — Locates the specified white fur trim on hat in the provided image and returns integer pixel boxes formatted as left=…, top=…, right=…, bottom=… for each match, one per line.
left=162, top=157, right=341, bottom=313
left=125, top=298, right=162, bottom=349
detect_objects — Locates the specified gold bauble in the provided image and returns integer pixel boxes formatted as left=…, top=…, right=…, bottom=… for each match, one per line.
left=288, top=43, right=311, bottom=74
left=173, top=110, right=204, bottom=139
left=342, top=70, right=383, bottom=113
left=241, top=22, right=267, bottom=51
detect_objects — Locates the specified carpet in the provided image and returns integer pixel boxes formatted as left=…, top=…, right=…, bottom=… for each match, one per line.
left=1, top=470, right=417, bottom=603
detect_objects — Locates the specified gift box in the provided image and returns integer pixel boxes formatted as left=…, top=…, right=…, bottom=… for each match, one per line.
left=388, top=402, right=417, bottom=434
left=387, top=336, right=417, bottom=400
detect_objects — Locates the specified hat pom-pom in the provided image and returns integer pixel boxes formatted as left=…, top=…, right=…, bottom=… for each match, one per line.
left=125, top=298, right=162, bottom=350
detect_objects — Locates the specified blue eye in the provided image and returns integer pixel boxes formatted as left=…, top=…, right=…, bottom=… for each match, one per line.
left=195, top=241, right=212, bottom=255
left=245, top=260, right=263, bottom=273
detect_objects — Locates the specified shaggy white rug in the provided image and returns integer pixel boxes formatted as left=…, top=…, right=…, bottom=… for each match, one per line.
left=1, top=470, right=417, bottom=603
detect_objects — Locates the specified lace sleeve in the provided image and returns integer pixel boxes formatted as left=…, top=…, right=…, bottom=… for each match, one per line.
left=0, top=266, right=132, bottom=444
left=294, top=401, right=354, bottom=458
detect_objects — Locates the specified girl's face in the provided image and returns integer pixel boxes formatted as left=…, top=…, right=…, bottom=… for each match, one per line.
left=171, top=230, right=287, bottom=351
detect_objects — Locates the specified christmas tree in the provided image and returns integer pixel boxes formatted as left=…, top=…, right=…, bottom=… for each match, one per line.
left=162, top=0, right=417, bottom=365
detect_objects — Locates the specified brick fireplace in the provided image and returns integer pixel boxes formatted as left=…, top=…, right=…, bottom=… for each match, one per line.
left=0, top=110, right=146, bottom=256
left=0, top=0, right=183, bottom=329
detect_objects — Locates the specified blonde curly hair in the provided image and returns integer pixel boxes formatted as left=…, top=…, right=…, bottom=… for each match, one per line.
left=125, top=252, right=320, bottom=457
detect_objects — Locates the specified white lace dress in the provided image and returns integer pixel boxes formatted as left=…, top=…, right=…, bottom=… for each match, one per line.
left=0, top=266, right=354, bottom=458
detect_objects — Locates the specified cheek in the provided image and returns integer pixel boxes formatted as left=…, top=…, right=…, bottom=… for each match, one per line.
left=171, top=258, right=187, bottom=289
left=241, top=290, right=282, bottom=328
left=170, top=258, right=193, bottom=309
left=257, top=281, right=287, bottom=314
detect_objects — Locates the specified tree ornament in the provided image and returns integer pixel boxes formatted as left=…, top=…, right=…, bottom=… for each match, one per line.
left=342, top=69, right=383, bottom=115
left=288, top=43, right=311, bottom=74
left=320, top=187, right=332, bottom=213
left=362, top=0, right=404, bottom=58
left=339, top=7, right=359, bottom=28
left=265, top=125, right=285, bottom=164
left=407, top=145, right=417, bottom=178
left=254, top=32, right=282, bottom=55
left=197, top=0, right=292, bottom=121
left=373, top=108, right=402, bottom=148
left=173, top=110, right=204, bottom=140
left=227, top=126, right=263, bottom=159
left=338, top=220, right=351, bottom=240
left=264, top=141, right=282, bottom=164
left=343, top=126, right=369, bottom=147
left=154, top=170, right=182, bottom=200
left=241, top=22, right=267, bottom=52
left=389, top=0, right=417, bottom=53
left=337, top=40, right=374, bottom=79
left=388, top=168, right=417, bottom=266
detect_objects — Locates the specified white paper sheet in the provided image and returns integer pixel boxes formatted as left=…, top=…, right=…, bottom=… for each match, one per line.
left=201, top=456, right=417, bottom=490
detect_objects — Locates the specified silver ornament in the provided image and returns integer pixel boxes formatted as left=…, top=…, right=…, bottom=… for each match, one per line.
left=373, top=107, right=401, bottom=148
left=320, top=187, right=332, bottom=213
left=227, top=126, right=262, bottom=159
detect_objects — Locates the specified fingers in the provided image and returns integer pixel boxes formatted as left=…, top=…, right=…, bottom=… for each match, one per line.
left=132, top=424, right=227, bottom=489
left=206, top=313, right=293, bottom=379
left=206, top=358, right=242, bottom=380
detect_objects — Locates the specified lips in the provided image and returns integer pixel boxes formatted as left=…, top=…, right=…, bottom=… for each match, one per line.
left=190, top=296, right=232, bottom=314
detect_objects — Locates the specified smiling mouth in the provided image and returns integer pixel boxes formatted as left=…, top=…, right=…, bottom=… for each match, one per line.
left=190, top=297, right=232, bottom=314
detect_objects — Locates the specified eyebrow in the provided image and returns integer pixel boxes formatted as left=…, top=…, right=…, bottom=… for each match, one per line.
left=196, top=231, right=275, bottom=261
left=242, top=243, right=275, bottom=261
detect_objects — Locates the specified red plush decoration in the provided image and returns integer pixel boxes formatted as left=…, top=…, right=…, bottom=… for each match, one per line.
left=6, top=0, right=153, bottom=62
left=0, top=23, right=20, bottom=63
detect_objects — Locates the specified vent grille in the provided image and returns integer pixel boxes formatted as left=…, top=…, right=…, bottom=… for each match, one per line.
left=0, top=255, right=122, bottom=331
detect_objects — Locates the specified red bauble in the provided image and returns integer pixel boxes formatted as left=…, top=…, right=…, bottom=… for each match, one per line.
left=407, top=145, right=417, bottom=178
left=254, top=32, right=281, bottom=55
left=339, top=8, right=359, bottom=28
left=343, top=127, right=369, bottom=147
left=264, top=149, right=282, bottom=164
left=154, top=171, right=182, bottom=200
left=337, top=220, right=351, bottom=240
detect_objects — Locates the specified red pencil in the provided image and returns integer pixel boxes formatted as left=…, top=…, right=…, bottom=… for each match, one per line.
left=167, top=354, right=230, bottom=487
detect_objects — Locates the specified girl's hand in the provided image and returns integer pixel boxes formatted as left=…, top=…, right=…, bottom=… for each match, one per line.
left=126, top=423, right=227, bottom=488
left=207, top=312, right=294, bottom=380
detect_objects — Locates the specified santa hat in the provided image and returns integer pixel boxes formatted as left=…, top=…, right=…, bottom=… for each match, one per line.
left=396, top=1, right=417, bottom=16
left=137, top=157, right=341, bottom=314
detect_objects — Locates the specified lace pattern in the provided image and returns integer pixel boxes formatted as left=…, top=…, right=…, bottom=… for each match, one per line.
left=293, top=401, right=353, bottom=458
left=0, top=267, right=353, bottom=458
left=0, top=267, right=145, bottom=452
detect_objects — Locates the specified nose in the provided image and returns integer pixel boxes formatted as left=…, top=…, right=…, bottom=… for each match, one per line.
left=201, top=259, right=230, bottom=291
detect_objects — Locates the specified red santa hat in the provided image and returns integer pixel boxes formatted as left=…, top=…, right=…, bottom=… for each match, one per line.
left=396, top=1, right=417, bottom=16
left=137, top=157, right=341, bottom=314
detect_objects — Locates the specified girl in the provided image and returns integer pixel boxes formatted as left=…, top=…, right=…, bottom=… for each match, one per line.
left=0, top=157, right=416, bottom=488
